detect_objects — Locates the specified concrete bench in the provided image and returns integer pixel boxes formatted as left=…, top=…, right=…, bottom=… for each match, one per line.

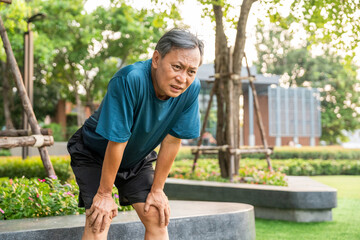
left=0, top=200, right=255, bottom=240
left=164, top=176, right=337, bottom=222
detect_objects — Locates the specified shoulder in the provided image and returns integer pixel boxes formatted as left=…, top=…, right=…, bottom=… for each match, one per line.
left=107, top=60, right=151, bottom=95
left=113, top=60, right=151, bottom=84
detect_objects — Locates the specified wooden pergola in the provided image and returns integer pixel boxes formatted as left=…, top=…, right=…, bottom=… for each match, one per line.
left=192, top=52, right=273, bottom=180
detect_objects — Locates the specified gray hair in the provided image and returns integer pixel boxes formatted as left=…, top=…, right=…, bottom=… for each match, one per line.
left=155, top=28, right=204, bottom=65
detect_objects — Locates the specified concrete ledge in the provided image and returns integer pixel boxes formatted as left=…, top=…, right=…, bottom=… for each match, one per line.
left=0, top=201, right=255, bottom=240
left=164, top=176, right=337, bottom=222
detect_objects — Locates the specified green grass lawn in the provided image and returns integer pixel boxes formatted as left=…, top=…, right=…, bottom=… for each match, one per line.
left=255, top=176, right=360, bottom=240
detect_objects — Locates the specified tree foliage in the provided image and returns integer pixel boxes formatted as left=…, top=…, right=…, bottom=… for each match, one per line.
left=0, top=0, right=182, bottom=128
left=0, top=0, right=31, bottom=129
left=263, top=0, right=360, bottom=57
left=195, top=0, right=360, bottom=177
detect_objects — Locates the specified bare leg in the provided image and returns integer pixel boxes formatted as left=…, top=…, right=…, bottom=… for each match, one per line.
left=81, top=209, right=112, bottom=240
left=133, top=203, right=169, bottom=240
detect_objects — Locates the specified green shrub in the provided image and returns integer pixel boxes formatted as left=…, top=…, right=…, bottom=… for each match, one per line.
left=172, top=158, right=360, bottom=185
left=177, top=146, right=360, bottom=161
left=0, top=156, right=73, bottom=182
left=241, top=159, right=360, bottom=176
left=66, top=125, right=79, bottom=140
left=43, top=123, right=65, bottom=141
left=0, top=177, right=83, bottom=220
left=0, top=149, right=11, bottom=156
left=0, top=177, right=132, bottom=220
left=170, top=159, right=288, bottom=186
left=66, top=113, right=78, bottom=127
left=270, top=147, right=360, bottom=160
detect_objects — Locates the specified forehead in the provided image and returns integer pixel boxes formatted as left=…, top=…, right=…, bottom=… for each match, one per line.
left=163, top=47, right=201, bottom=67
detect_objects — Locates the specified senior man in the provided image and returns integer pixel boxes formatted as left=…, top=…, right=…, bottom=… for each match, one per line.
left=67, top=28, right=204, bottom=240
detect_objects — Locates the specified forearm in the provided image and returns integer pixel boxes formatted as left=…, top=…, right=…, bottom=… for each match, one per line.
left=98, top=141, right=127, bottom=195
left=152, top=135, right=181, bottom=191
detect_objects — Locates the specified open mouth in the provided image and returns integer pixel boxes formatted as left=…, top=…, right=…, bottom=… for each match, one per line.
left=170, top=85, right=182, bottom=91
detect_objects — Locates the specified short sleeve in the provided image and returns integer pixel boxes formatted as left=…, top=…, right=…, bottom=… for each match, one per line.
left=95, top=76, right=136, bottom=143
left=169, top=82, right=201, bottom=139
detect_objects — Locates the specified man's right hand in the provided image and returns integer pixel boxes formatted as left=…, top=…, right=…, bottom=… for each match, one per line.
left=86, top=192, right=118, bottom=233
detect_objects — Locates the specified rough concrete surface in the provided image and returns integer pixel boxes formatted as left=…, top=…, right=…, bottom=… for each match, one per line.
left=164, top=176, right=337, bottom=222
left=0, top=201, right=255, bottom=240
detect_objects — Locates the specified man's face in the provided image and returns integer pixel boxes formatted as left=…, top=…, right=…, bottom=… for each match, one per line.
left=151, top=47, right=201, bottom=100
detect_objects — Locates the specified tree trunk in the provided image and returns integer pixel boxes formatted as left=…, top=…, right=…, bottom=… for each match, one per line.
left=213, top=0, right=257, bottom=178
left=213, top=2, right=230, bottom=178
left=1, top=60, right=15, bottom=129
left=84, top=71, right=96, bottom=114
left=86, top=87, right=95, bottom=114
left=232, top=0, right=257, bottom=172
left=74, top=84, right=85, bottom=126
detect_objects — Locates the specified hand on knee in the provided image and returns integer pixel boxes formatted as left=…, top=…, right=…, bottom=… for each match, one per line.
left=140, top=206, right=168, bottom=231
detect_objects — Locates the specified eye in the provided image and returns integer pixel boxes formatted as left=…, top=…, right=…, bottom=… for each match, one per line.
left=173, top=65, right=181, bottom=70
left=188, top=70, right=196, bottom=76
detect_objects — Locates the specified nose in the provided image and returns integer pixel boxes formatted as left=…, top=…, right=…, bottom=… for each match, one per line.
left=175, top=71, right=187, bottom=83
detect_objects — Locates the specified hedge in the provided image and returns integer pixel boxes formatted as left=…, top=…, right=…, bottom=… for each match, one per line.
left=174, top=158, right=360, bottom=176
left=171, top=160, right=288, bottom=186
left=242, top=159, right=360, bottom=176
left=1, top=155, right=359, bottom=185
left=262, top=147, right=360, bottom=160
left=0, top=177, right=132, bottom=220
left=0, top=156, right=72, bottom=182
left=176, top=146, right=360, bottom=160
left=0, top=149, right=11, bottom=157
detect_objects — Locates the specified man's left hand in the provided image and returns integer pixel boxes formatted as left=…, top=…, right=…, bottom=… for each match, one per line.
left=144, top=189, right=170, bottom=227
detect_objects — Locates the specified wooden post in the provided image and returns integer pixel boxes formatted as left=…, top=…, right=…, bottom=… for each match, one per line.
left=227, top=48, right=235, bottom=181
left=0, top=16, right=56, bottom=177
left=244, top=53, right=273, bottom=171
left=192, top=83, right=216, bottom=172
left=23, top=25, right=34, bottom=159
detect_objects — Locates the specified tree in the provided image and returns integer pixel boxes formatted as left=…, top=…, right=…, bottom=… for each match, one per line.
left=0, top=0, right=66, bottom=129
left=1, top=0, right=183, bottom=133
left=80, top=1, right=181, bottom=114
left=198, top=0, right=360, bottom=178
left=31, top=0, right=182, bottom=127
left=256, top=25, right=360, bottom=144
left=0, top=0, right=29, bottom=129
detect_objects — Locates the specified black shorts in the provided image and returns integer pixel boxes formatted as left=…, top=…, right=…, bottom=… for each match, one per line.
left=67, top=127, right=157, bottom=209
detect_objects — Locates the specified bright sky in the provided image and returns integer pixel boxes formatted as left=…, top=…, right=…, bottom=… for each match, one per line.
left=84, top=0, right=360, bottom=79
left=84, top=0, right=260, bottom=65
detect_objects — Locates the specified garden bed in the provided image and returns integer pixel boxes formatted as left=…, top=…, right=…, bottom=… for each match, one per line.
left=164, top=176, right=337, bottom=222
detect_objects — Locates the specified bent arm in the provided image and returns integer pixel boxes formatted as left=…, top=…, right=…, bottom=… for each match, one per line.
left=144, top=134, right=181, bottom=226
left=152, top=134, right=181, bottom=191
left=98, top=140, right=128, bottom=194
left=87, top=140, right=127, bottom=233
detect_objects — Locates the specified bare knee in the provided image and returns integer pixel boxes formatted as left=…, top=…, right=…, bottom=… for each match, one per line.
left=137, top=206, right=167, bottom=231
left=82, top=210, right=112, bottom=240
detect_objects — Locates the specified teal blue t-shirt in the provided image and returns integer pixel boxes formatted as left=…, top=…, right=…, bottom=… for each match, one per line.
left=82, top=59, right=200, bottom=169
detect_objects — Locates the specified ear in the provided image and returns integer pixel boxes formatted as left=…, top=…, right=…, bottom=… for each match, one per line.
left=152, top=50, right=160, bottom=69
